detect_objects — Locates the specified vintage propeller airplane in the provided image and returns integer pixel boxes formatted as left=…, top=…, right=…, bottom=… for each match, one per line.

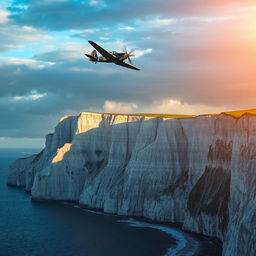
left=85, top=40, right=140, bottom=71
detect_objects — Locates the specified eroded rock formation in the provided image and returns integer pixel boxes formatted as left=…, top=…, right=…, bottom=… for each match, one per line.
left=7, top=112, right=256, bottom=256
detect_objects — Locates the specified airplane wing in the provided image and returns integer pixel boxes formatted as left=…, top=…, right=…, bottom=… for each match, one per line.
left=88, top=40, right=117, bottom=61
left=115, top=61, right=140, bottom=71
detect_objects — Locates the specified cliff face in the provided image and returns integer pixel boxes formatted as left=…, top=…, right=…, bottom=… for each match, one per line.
left=7, top=112, right=256, bottom=256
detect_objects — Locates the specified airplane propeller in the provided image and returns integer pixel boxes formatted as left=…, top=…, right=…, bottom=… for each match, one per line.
left=122, top=46, right=136, bottom=64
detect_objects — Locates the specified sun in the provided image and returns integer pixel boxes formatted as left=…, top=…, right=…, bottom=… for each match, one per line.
left=245, top=9, right=256, bottom=42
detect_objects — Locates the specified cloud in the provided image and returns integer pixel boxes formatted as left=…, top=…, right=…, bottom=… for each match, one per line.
left=0, top=23, right=53, bottom=53
left=103, top=100, right=138, bottom=113
left=137, top=18, right=176, bottom=28
left=35, top=42, right=87, bottom=62
left=1, top=0, right=256, bottom=147
left=188, top=15, right=236, bottom=23
left=101, top=98, right=228, bottom=116
left=119, top=26, right=135, bottom=31
left=0, top=57, right=55, bottom=69
left=140, top=99, right=228, bottom=115
left=0, top=9, right=10, bottom=24
left=87, top=0, right=100, bottom=6
left=133, top=48, right=152, bottom=58
left=12, top=91, right=47, bottom=101
left=69, top=66, right=127, bottom=74
left=8, top=0, right=255, bottom=30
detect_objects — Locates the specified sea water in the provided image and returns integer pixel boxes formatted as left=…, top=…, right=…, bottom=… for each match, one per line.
left=0, top=149, right=176, bottom=256
left=0, top=149, right=221, bottom=256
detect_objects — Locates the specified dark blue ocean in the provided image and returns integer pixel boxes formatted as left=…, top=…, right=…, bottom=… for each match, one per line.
left=0, top=149, right=177, bottom=256
left=0, top=149, right=222, bottom=256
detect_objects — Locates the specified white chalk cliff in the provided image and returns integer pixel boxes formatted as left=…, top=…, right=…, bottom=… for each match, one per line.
left=7, top=111, right=256, bottom=256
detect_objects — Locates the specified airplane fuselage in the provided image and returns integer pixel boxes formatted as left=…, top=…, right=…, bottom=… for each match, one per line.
left=95, top=52, right=129, bottom=63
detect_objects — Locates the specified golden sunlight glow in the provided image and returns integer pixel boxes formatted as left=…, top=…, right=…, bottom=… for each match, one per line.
left=239, top=7, right=256, bottom=44
left=248, top=15, right=256, bottom=42
left=52, top=143, right=71, bottom=163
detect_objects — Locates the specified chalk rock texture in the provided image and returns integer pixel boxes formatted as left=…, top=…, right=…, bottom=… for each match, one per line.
left=7, top=112, right=256, bottom=256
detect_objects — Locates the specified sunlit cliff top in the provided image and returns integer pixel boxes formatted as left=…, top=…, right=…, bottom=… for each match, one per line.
left=60, top=109, right=256, bottom=122
left=84, top=108, right=256, bottom=119
left=220, top=109, right=256, bottom=118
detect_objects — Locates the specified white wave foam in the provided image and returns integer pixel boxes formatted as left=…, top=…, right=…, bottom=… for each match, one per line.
left=117, top=219, right=200, bottom=256
left=71, top=205, right=200, bottom=256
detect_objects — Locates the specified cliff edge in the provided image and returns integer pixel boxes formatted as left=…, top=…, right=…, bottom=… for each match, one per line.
left=7, top=110, right=256, bottom=256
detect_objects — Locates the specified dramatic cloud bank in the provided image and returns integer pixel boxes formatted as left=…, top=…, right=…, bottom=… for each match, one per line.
left=0, top=0, right=256, bottom=147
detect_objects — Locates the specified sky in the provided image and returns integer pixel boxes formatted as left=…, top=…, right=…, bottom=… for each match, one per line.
left=0, top=0, right=256, bottom=148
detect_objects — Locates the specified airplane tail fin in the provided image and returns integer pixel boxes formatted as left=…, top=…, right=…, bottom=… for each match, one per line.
left=85, top=49, right=98, bottom=63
